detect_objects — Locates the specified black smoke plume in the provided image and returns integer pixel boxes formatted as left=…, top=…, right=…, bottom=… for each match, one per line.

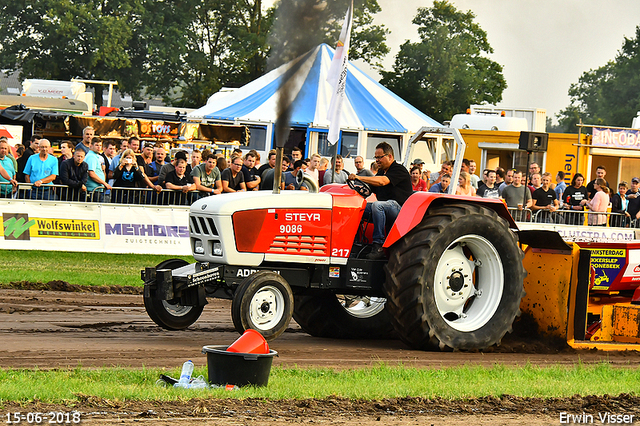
left=268, top=0, right=350, bottom=147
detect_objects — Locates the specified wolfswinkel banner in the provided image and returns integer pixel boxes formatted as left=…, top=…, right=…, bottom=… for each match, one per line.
left=0, top=201, right=191, bottom=255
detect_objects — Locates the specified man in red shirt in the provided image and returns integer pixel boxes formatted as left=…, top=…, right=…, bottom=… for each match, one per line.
left=410, top=166, right=427, bottom=191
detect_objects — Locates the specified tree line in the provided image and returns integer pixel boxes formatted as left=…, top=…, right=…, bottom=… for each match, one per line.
left=0, top=0, right=637, bottom=130
left=0, top=0, right=392, bottom=109
left=557, top=25, right=640, bottom=132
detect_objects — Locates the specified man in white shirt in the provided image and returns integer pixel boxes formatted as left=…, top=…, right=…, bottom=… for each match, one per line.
left=304, top=153, right=321, bottom=187
left=469, top=159, right=480, bottom=189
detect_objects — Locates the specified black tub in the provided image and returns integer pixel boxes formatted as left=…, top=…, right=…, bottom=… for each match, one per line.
left=201, top=345, right=278, bottom=387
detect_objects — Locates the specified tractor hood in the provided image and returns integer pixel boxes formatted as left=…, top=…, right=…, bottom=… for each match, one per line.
left=190, top=191, right=334, bottom=216
left=188, top=191, right=336, bottom=266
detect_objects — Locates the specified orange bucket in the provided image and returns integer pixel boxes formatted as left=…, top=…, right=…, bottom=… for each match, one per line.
left=227, top=329, right=269, bottom=354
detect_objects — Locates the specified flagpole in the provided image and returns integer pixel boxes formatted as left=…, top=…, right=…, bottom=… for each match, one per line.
left=331, top=133, right=340, bottom=184
left=326, top=0, right=353, bottom=185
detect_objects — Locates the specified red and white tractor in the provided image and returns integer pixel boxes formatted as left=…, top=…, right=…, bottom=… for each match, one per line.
left=143, top=127, right=529, bottom=351
left=142, top=127, right=640, bottom=351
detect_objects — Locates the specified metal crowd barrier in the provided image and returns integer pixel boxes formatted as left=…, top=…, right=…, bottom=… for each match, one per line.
left=506, top=207, right=632, bottom=228
left=506, top=207, right=533, bottom=223
left=0, top=182, right=14, bottom=199
left=11, top=182, right=102, bottom=202
left=2, top=182, right=202, bottom=206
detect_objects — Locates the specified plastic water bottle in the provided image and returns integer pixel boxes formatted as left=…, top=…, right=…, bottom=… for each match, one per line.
left=175, top=360, right=194, bottom=388
left=188, top=375, right=209, bottom=389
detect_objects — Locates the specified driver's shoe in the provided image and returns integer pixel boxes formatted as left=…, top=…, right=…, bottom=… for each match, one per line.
left=366, top=243, right=385, bottom=260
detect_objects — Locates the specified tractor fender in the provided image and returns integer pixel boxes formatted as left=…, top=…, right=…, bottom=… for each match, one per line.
left=383, top=192, right=518, bottom=248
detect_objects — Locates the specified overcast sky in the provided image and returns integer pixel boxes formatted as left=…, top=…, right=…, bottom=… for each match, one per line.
left=266, top=0, right=640, bottom=124
left=366, top=0, right=640, bottom=123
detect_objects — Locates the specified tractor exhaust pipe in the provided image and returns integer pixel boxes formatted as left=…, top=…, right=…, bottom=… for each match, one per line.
left=272, top=146, right=284, bottom=194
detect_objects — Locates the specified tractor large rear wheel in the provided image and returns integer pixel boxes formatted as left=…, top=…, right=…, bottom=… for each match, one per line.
left=293, top=294, right=395, bottom=339
left=384, top=204, right=526, bottom=351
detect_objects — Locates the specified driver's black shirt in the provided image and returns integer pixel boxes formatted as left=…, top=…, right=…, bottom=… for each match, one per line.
left=372, top=161, right=413, bottom=205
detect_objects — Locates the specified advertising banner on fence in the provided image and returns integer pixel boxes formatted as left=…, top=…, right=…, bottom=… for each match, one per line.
left=593, top=127, right=640, bottom=150
left=519, top=222, right=638, bottom=243
left=0, top=201, right=191, bottom=255
left=622, top=249, right=640, bottom=283
left=101, top=205, right=190, bottom=255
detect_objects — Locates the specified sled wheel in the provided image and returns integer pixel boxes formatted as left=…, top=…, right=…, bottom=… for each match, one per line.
left=384, top=204, right=526, bottom=351
left=293, top=293, right=395, bottom=339
left=143, top=258, right=204, bottom=330
left=231, top=271, right=294, bottom=341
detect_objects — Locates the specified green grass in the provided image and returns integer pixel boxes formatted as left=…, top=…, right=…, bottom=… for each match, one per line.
left=1, top=250, right=638, bottom=404
left=0, top=250, right=193, bottom=287
left=0, top=363, right=638, bottom=403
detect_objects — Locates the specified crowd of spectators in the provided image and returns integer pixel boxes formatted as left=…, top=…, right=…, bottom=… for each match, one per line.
left=408, top=157, right=631, bottom=227
left=0, top=130, right=634, bottom=228
left=0, top=128, right=348, bottom=205
left=0, top=130, right=238, bottom=204
left=0, top=131, right=414, bottom=206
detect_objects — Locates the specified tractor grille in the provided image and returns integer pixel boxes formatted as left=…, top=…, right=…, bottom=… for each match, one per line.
left=189, top=215, right=218, bottom=236
left=269, top=235, right=329, bottom=255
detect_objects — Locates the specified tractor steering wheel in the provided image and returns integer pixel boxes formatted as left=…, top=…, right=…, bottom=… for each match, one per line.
left=347, top=178, right=372, bottom=198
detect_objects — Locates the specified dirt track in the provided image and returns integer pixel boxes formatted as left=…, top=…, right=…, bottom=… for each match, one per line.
left=1, top=286, right=639, bottom=425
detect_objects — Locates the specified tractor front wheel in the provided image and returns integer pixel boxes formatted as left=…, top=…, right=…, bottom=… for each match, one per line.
left=384, top=204, right=526, bottom=351
left=231, top=271, right=294, bottom=341
left=144, top=258, right=205, bottom=330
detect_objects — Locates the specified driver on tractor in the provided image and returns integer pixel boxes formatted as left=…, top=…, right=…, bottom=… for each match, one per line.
left=347, top=142, right=412, bottom=260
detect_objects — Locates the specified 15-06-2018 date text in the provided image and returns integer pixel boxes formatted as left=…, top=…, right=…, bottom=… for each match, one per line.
left=4, top=412, right=81, bottom=424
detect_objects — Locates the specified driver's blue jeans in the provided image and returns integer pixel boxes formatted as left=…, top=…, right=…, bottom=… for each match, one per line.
left=364, top=200, right=401, bottom=245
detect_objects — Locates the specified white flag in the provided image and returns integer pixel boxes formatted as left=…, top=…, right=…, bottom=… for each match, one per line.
left=326, top=2, right=353, bottom=146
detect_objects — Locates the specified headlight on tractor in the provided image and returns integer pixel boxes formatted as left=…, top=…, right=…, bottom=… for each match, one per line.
left=194, top=239, right=205, bottom=255
left=212, top=241, right=223, bottom=256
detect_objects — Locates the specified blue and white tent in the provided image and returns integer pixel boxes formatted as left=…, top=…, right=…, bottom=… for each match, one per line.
left=190, top=43, right=440, bottom=131
left=189, top=44, right=442, bottom=159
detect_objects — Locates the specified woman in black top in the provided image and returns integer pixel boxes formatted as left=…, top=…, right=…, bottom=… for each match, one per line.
left=112, top=149, right=156, bottom=204
left=611, top=181, right=631, bottom=227
left=562, top=173, right=588, bottom=225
